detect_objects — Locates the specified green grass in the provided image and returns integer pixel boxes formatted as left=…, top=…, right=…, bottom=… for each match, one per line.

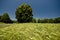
left=0, top=23, right=60, bottom=40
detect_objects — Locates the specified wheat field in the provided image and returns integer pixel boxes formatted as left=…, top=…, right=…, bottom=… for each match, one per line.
left=0, top=23, right=60, bottom=40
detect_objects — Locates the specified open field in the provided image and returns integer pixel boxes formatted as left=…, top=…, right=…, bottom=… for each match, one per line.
left=0, top=23, right=60, bottom=40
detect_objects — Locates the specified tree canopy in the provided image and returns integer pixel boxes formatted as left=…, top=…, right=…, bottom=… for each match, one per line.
left=15, top=3, right=33, bottom=23
left=1, top=13, right=12, bottom=23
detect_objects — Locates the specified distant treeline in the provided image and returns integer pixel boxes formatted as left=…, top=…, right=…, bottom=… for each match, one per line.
left=32, top=17, right=60, bottom=23
left=0, top=3, right=60, bottom=23
left=0, top=13, right=60, bottom=23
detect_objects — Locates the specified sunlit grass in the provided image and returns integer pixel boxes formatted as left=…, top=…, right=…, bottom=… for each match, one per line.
left=0, top=23, right=60, bottom=40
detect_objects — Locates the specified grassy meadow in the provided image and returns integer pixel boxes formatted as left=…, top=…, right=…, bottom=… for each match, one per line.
left=0, top=23, right=60, bottom=40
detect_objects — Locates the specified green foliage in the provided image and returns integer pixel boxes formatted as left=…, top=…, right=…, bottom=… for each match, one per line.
left=41, top=19, right=49, bottom=23
left=48, top=19, right=54, bottom=23
left=54, top=17, right=60, bottom=23
left=35, top=17, right=60, bottom=23
left=1, top=13, right=13, bottom=23
left=15, top=3, right=33, bottom=23
left=32, top=18, right=41, bottom=23
left=0, top=15, right=2, bottom=22
left=32, top=18, right=36, bottom=23
left=0, top=16, right=1, bottom=19
left=38, top=19, right=41, bottom=23
left=41, top=18, right=53, bottom=23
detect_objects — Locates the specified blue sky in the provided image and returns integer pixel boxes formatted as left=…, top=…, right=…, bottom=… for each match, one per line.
left=0, top=0, right=60, bottom=20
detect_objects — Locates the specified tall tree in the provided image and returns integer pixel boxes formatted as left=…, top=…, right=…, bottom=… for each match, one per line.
left=1, top=13, right=12, bottom=23
left=15, top=3, right=33, bottom=23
